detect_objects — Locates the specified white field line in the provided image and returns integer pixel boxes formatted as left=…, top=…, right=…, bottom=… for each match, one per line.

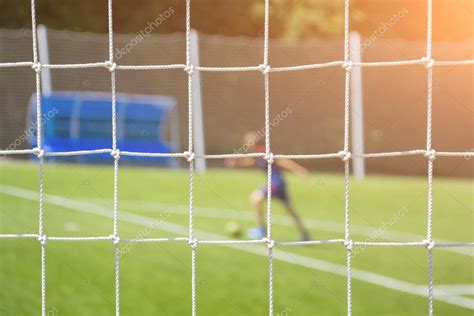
left=433, top=285, right=474, bottom=296
left=0, top=184, right=473, bottom=310
left=88, top=198, right=473, bottom=257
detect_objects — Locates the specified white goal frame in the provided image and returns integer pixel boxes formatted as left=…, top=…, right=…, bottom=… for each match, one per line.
left=0, top=0, right=473, bottom=315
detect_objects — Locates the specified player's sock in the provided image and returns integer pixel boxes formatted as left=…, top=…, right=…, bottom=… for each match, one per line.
left=300, top=232, right=311, bottom=242
left=247, top=226, right=266, bottom=239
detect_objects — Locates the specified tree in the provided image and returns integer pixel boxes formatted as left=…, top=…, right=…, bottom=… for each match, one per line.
left=253, top=0, right=358, bottom=39
left=0, top=0, right=353, bottom=39
left=0, top=0, right=472, bottom=41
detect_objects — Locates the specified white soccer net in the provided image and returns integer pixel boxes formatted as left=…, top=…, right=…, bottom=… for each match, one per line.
left=0, top=0, right=473, bottom=315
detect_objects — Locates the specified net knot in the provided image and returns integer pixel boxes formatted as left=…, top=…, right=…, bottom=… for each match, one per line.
left=38, top=235, right=47, bottom=246
left=111, top=149, right=121, bottom=160
left=421, top=57, right=435, bottom=68
left=110, top=235, right=120, bottom=245
left=104, top=61, right=117, bottom=72
left=184, top=151, right=195, bottom=162
left=423, top=239, right=435, bottom=250
left=424, top=149, right=436, bottom=161
left=263, top=237, right=274, bottom=249
left=339, top=151, right=351, bottom=162
left=188, top=238, right=198, bottom=249
left=33, top=147, right=45, bottom=159
left=184, top=65, right=194, bottom=76
left=344, top=239, right=353, bottom=251
left=342, top=61, right=353, bottom=72
left=258, top=64, right=270, bottom=75
left=264, top=152, right=274, bottom=164
left=31, top=62, right=41, bottom=73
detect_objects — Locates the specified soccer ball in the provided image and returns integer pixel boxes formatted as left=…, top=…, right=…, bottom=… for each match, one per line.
left=225, top=221, right=242, bottom=238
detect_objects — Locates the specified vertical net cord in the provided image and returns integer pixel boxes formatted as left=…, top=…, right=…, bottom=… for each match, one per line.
left=262, top=0, right=274, bottom=315
left=185, top=0, right=197, bottom=315
left=343, top=0, right=352, bottom=315
left=425, top=0, right=435, bottom=315
left=107, top=0, right=121, bottom=315
left=30, top=0, right=46, bottom=315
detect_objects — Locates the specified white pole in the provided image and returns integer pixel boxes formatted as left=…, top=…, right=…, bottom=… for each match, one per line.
left=350, top=31, right=365, bottom=179
left=37, top=25, right=52, bottom=96
left=169, top=105, right=182, bottom=168
left=190, top=29, right=206, bottom=172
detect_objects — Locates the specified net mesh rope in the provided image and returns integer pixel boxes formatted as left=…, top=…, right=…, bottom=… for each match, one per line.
left=0, top=0, right=473, bottom=315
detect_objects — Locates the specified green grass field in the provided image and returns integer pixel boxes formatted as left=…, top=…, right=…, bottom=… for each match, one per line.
left=0, top=159, right=472, bottom=315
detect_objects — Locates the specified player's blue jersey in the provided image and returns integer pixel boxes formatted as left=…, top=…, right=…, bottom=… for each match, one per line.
left=255, top=146, right=285, bottom=186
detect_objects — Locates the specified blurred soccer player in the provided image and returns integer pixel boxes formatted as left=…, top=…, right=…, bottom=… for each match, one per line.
left=225, top=131, right=310, bottom=241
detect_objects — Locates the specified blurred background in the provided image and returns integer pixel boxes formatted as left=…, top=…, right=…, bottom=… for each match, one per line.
left=0, top=0, right=472, bottom=177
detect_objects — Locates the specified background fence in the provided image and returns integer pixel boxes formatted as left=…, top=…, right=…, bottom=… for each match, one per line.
left=0, top=27, right=472, bottom=176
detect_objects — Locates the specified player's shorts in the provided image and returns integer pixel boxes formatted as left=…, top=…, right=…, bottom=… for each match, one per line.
left=259, top=182, right=289, bottom=202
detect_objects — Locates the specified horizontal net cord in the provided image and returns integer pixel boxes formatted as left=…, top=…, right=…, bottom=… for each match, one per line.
left=194, top=65, right=262, bottom=72
left=434, top=60, right=474, bottom=66
left=356, top=150, right=474, bottom=158
left=198, top=239, right=266, bottom=245
left=44, top=149, right=113, bottom=157
left=354, top=241, right=474, bottom=248
left=41, top=62, right=111, bottom=69
left=4, top=150, right=266, bottom=158
left=48, top=236, right=113, bottom=241
left=359, top=150, right=429, bottom=158
left=0, top=61, right=34, bottom=68
left=40, top=236, right=188, bottom=243
left=1, top=57, right=473, bottom=71
left=28, top=150, right=189, bottom=160
left=354, top=241, right=431, bottom=247
left=435, top=242, right=474, bottom=248
left=116, top=64, right=186, bottom=70
left=0, top=149, right=37, bottom=155
left=436, top=151, right=474, bottom=157
left=268, top=61, right=346, bottom=72
left=2, top=149, right=472, bottom=160
left=120, top=237, right=189, bottom=243
left=1, top=234, right=472, bottom=248
left=0, top=234, right=39, bottom=239
left=276, top=240, right=473, bottom=248
left=118, top=151, right=188, bottom=158
left=199, top=153, right=265, bottom=159
left=273, top=153, right=343, bottom=159
left=276, top=239, right=345, bottom=246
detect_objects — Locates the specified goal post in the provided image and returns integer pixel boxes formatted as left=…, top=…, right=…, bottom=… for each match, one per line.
left=37, top=25, right=52, bottom=97
left=349, top=31, right=365, bottom=179
left=190, top=29, right=206, bottom=173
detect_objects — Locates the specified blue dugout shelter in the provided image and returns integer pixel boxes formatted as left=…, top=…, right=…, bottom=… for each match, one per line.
left=27, top=91, right=180, bottom=166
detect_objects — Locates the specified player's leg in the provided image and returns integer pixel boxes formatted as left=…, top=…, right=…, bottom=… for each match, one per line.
left=248, top=188, right=266, bottom=238
left=279, top=188, right=310, bottom=241
left=283, top=201, right=310, bottom=241
left=249, top=189, right=265, bottom=227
